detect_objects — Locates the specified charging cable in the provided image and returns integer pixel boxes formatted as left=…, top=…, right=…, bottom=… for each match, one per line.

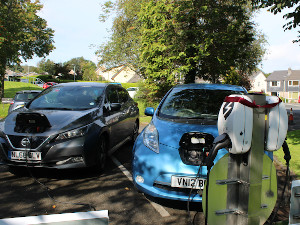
left=24, top=133, right=96, bottom=211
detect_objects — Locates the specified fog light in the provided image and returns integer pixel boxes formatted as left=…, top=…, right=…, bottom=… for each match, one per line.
left=56, top=156, right=84, bottom=165
left=71, top=157, right=84, bottom=163
left=136, top=175, right=144, bottom=183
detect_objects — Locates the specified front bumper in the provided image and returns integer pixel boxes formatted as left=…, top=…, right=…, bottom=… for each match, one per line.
left=0, top=135, right=92, bottom=169
left=132, top=134, right=228, bottom=202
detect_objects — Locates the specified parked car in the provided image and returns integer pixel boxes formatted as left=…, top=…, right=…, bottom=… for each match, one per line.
left=43, top=82, right=58, bottom=89
left=132, top=83, right=247, bottom=202
left=8, top=90, right=42, bottom=113
left=0, top=82, right=139, bottom=175
left=126, top=87, right=139, bottom=98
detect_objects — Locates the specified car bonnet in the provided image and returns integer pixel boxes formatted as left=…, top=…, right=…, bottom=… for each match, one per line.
left=152, top=117, right=219, bottom=149
left=2, top=108, right=99, bottom=135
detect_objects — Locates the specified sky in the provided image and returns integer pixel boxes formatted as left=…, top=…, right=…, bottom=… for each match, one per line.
left=23, top=0, right=300, bottom=74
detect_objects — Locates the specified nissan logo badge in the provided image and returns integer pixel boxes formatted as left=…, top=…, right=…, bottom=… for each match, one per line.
left=21, top=138, right=30, bottom=147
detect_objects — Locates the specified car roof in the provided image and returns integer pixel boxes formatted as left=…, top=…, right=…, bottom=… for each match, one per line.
left=16, top=90, right=42, bottom=94
left=54, top=82, right=110, bottom=88
left=173, top=83, right=246, bottom=92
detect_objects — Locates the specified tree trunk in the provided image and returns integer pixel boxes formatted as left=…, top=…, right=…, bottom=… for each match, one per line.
left=184, top=68, right=196, bottom=84
left=0, top=62, right=5, bottom=99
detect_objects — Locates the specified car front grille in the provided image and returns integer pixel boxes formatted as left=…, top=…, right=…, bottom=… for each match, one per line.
left=7, top=135, right=49, bottom=150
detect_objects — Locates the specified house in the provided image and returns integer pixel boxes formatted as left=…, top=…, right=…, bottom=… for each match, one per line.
left=98, top=65, right=141, bottom=83
left=249, top=71, right=266, bottom=92
left=4, top=70, right=22, bottom=81
left=266, top=68, right=300, bottom=102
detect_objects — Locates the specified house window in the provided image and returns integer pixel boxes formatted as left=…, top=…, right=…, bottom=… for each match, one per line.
left=288, top=80, right=299, bottom=86
left=289, top=92, right=299, bottom=99
left=271, top=81, right=280, bottom=87
left=271, top=92, right=279, bottom=96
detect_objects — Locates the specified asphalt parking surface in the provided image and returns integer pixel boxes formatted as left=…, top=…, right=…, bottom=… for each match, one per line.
left=0, top=131, right=205, bottom=225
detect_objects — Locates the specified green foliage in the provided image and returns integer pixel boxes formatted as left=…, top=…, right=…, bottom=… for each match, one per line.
left=53, top=63, right=72, bottom=79
left=97, top=0, right=147, bottom=69
left=37, top=59, right=55, bottom=75
left=274, top=130, right=300, bottom=177
left=4, top=81, right=43, bottom=98
left=252, top=0, right=300, bottom=42
left=138, top=0, right=265, bottom=100
left=0, top=0, right=55, bottom=97
left=65, top=57, right=95, bottom=77
left=0, top=104, right=10, bottom=119
left=223, top=68, right=252, bottom=90
left=82, top=61, right=97, bottom=81
left=99, top=0, right=266, bottom=101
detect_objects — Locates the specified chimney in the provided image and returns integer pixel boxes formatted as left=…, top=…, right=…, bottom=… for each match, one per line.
left=288, top=68, right=292, bottom=76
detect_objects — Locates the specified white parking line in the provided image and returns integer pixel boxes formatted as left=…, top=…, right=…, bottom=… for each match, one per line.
left=110, top=156, right=170, bottom=218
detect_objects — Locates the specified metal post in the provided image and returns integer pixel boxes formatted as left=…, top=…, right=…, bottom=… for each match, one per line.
left=73, top=65, right=76, bottom=82
left=225, top=94, right=266, bottom=224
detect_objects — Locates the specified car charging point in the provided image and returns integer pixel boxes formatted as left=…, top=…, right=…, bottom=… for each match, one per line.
left=203, top=93, right=288, bottom=225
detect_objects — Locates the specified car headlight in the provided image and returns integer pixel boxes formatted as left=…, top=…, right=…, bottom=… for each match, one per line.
left=55, top=125, right=89, bottom=141
left=143, top=122, right=159, bottom=153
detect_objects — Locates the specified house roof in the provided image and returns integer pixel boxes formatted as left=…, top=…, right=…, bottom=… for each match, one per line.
left=266, top=69, right=300, bottom=81
left=266, top=70, right=289, bottom=81
left=128, top=74, right=141, bottom=83
left=111, top=65, right=126, bottom=80
left=288, top=70, right=300, bottom=80
left=249, top=71, right=265, bottom=81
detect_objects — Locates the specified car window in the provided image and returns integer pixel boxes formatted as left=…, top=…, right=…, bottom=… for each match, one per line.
left=15, top=93, right=28, bottom=101
left=107, top=87, right=119, bottom=103
left=118, top=88, right=129, bottom=104
left=28, top=86, right=105, bottom=110
left=127, top=87, right=137, bottom=91
left=159, top=88, right=244, bottom=121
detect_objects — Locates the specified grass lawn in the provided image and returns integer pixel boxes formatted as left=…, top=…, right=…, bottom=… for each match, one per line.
left=274, top=130, right=300, bottom=178
left=4, top=81, right=43, bottom=98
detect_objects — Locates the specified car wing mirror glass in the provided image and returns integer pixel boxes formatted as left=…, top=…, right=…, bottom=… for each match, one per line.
left=145, top=107, right=154, bottom=116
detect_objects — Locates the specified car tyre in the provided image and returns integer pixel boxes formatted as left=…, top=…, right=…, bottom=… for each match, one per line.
left=131, top=121, right=139, bottom=143
left=95, top=135, right=107, bottom=173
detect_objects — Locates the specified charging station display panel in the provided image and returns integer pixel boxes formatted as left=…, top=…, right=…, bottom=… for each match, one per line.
left=0, top=211, right=108, bottom=225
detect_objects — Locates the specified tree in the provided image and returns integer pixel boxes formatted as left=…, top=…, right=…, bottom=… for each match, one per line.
left=139, top=0, right=266, bottom=99
left=53, top=63, right=70, bottom=78
left=38, top=59, right=55, bottom=75
left=82, top=62, right=97, bottom=81
left=97, top=0, right=147, bottom=69
left=223, top=67, right=252, bottom=90
left=0, top=0, right=54, bottom=97
left=99, top=0, right=266, bottom=101
left=252, top=0, right=300, bottom=42
left=65, top=57, right=86, bottom=77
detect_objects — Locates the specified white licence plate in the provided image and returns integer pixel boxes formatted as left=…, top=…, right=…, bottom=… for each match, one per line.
left=171, top=176, right=206, bottom=189
left=9, top=151, right=42, bottom=161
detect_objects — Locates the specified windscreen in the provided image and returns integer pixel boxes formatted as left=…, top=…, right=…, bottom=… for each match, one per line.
left=28, top=86, right=105, bottom=110
left=159, top=88, right=244, bottom=122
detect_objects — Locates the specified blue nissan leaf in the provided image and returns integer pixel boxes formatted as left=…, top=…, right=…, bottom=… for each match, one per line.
left=132, top=83, right=247, bottom=202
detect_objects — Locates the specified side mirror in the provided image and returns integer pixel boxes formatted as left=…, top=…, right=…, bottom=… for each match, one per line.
left=145, top=107, right=155, bottom=116
left=111, top=103, right=121, bottom=111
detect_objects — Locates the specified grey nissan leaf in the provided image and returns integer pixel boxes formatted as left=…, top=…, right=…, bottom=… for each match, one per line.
left=0, top=82, right=139, bottom=175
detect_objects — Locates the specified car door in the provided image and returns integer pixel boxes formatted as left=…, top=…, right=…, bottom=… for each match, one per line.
left=103, top=86, right=123, bottom=148
left=117, top=87, right=135, bottom=139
